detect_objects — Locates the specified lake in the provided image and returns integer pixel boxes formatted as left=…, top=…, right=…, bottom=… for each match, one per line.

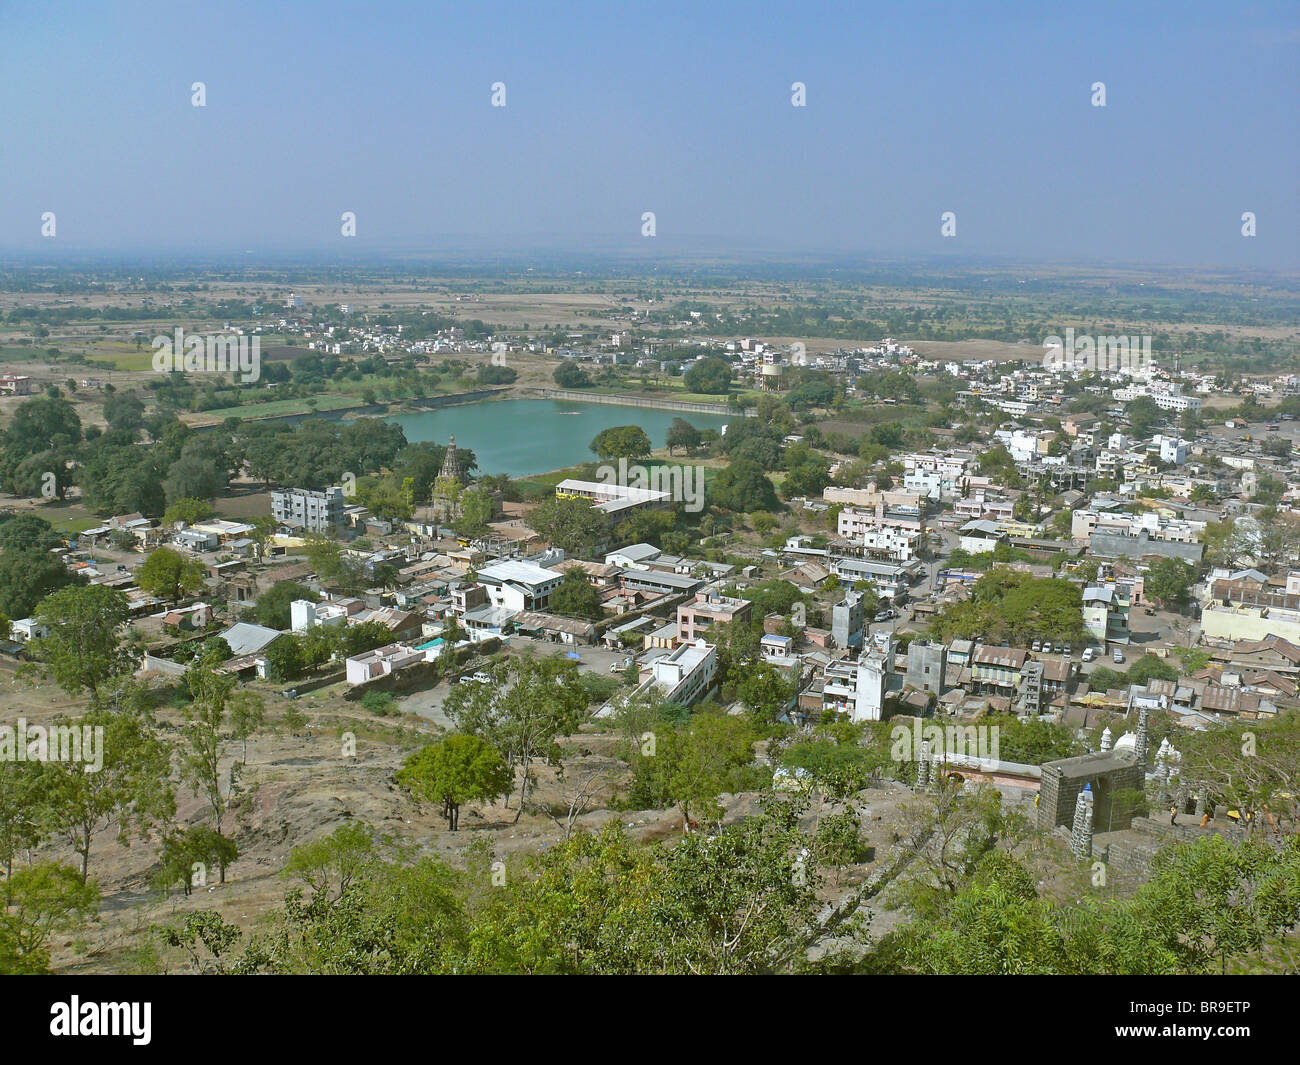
left=379, top=398, right=734, bottom=477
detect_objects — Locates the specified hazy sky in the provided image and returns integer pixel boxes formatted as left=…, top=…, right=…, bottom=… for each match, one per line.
left=1, top=0, right=1296, bottom=266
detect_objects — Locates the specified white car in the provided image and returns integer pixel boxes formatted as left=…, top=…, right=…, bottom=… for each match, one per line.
left=1081, top=647, right=1096, bottom=662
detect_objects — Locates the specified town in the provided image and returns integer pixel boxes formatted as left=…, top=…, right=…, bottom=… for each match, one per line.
left=1, top=269, right=1299, bottom=976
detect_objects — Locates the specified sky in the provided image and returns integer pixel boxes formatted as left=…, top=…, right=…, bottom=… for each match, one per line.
left=0, top=0, right=1296, bottom=267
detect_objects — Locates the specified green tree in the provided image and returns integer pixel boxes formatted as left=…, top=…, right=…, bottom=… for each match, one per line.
left=666, top=417, right=702, bottom=454
left=712, top=459, right=778, bottom=513
left=442, top=654, right=589, bottom=820
left=135, top=546, right=207, bottom=602
left=590, top=425, right=652, bottom=462
left=32, top=585, right=135, bottom=702
left=396, top=735, right=513, bottom=831
left=683, top=357, right=732, bottom=395
left=254, top=581, right=320, bottom=630
left=0, top=862, right=99, bottom=974
left=1145, top=558, right=1195, bottom=609
left=527, top=495, right=609, bottom=558
left=42, top=711, right=174, bottom=882
left=549, top=567, right=603, bottom=620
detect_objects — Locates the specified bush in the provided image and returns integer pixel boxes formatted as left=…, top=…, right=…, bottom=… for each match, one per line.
left=361, top=690, right=398, bottom=716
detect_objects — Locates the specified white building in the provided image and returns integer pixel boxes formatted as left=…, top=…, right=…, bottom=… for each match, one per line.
left=476, top=559, right=564, bottom=613
left=641, top=639, right=717, bottom=707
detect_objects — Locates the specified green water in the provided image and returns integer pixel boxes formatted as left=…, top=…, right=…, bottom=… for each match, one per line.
left=382, top=398, right=733, bottom=477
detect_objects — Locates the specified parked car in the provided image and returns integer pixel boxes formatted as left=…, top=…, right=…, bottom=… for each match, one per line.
left=1113, top=649, right=1125, bottom=664
left=1144, top=607, right=1157, bottom=616
left=1032, top=639, right=1042, bottom=652
left=1082, top=647, right=1096, bottom=662
left=281, top=689, right=300, bottom=699
left=1063, top=643, right=1072, bottom=657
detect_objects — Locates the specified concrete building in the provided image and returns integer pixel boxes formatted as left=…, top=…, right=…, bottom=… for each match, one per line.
left=677, top=589, right=752, bottom=642
left=476, top=559, right=564, bottom=613
left=272, top=486, right=345, bottom=534
left=1082, top=584, right=1131, bottom=646
left=830, top=590, right=867, bottom=650
left=641, top=639, right=718, bottom=707
left=906, top=641, right=948, bottom=696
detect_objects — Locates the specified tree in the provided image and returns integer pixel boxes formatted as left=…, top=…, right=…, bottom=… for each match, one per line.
left=666, top=418, right=702, bottom=455
left=627, top=714, right=757, bottom=829
left=0, top=862, right=99, bottom=974
left=154, top=826, right=239, bottom=897
left=396, top=735, right=512, bottom=831
left=736, top=661, right=796, bottom=720
left=156, top=909, right=243, bottom=972
left=466, top=799, right=825, bottom=974
left=0, top=762, right=46, bottom=890
left=179, top=664, right=237, bottom=832
left=303, top=535, right=370, bottom=596
left=0, top=513, right=61, bottom=553
left=32, top=585, right=135, bottom=702
left=1144, top=558, right=1195, bottom=609
left=454, top=488, right=495, bottom=538
left=442, top=654, right=589, bottom=820
left=712, top=459, right=778, bottom=513
left=135, top=546, right=207, bottom=602
left=42, top=711, right=174, bottom=882
left=1127, top=653, right=1178, bottom=686
left=527, top=495, right=608, bottom=557
left=1126, top=397, right=1163, bottom=437
left=162, top=498, right=216, bottom=527
left=549, top=567, right=603, bottom=620
left=683, top=357, right=732, bottom=395
left=254, top=581, right=319, bottom=630
left=260, top=636, right=306, bottom=681
left=552, top=362, right=591, bottom=388
left=0, top=548, right=79, bottom=623
left=590, top=426, right=652, bottom=462
left=280, top=821, right=385, bottom=901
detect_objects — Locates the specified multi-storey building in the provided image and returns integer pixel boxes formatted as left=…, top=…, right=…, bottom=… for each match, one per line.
left=272, top=486, right=345, bottom=534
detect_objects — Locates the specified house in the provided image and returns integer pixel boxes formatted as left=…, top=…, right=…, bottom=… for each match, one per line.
left=677, top=589, right=752, bottom=642
left=9, top=618, right=49, bottom=642
left=476, top=559, right=564, bottom=612
left=345, top=642, right=432, bottom=686
left=638, top=639, right=718, bottom=708
left=959, top=520, right=1007, bottom=555
left=1081, top=584, right=1131, bottom=646
left=218, top=622, right=284, bottom=658
left=604, top=543, right=662, bottom=569
left=971, top=645, right=1028, bottom=694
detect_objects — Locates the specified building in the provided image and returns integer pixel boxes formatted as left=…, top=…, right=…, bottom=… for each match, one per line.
left=1082, top=584, right=1131, bottom=646
left=345, top=642, right=432, bottom=686
left=640, top=639, right=718, bottom=707
left=831, top=590, right=868, bottom=650
left=0, top=374, right=33, bottom=395
left=272, top=486, right=345, bottom=534
left=822, top=633, right=896, bottom=722
left=554, top=478, right=670, bottom=516
left=1037, top=751, right=1144, bottom=833
left=959, top=519, right=1007, bottom=554
left=906, top=641, right=948, bottom=696
left=476, top=559, right=564, bottom=613
left=971, top=645, right=1028, bottom=694
left=677, top=589, right=752, bottom=642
